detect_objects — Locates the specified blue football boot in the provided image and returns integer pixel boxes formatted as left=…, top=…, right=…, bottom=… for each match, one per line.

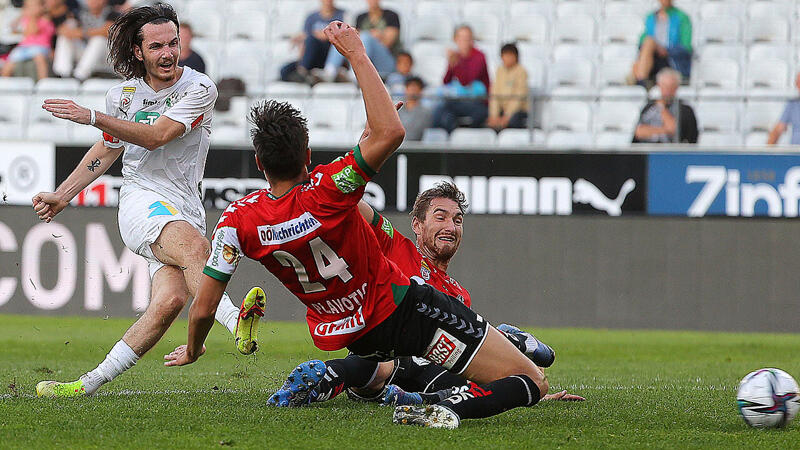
left=268, top=359, right=326, bottom=407
left=497, top=323, right=556, bottom=368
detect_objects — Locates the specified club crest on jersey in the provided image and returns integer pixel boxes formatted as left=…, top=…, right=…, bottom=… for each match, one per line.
left=423, top=329, right=466, bottom=370
left=380, top=216, right=394, bottom=238
left=313, top=308, right=365, bottom=337
left=119, top=86, right=135, bottom=115
left=257, top=212, right=320, bottom=245
left=420, top=260, right=431, bottom=281
left=331, top=165, right=366, bottom=194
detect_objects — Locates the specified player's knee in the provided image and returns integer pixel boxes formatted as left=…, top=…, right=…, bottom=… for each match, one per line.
left=161, top=291, right=189, bottom=316
left=186, top=237, right=211, bottom=265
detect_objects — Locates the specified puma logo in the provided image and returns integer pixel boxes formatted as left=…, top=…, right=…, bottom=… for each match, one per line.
left=573, top=179, right=636, bottom=216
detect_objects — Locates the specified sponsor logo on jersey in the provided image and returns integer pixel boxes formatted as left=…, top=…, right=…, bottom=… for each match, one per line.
left=134, top=111, right=160, bottom=125
left=142, top=98, right=158, bottom=107
left=119, top=86, right=135, bottom=115
left=210, top=227, right=226, bottom=267
left=313, top=308, right=365, bottom=337
left=257, top=212, right=320, bottom=245
left=420, top=259, right=431, bottom=281
left=222, top=244, right=240, bottom=265
left=165, top=91, right=187, bottom=109
left=380, top=216, right=393, bottom=238
left=331, top=165, right=366, bottom=194
left=423, top=329, right=466, bottom=370
left=147, top=201, right=178, bottom=218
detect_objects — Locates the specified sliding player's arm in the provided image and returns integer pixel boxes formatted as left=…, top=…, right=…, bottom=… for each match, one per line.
left=164, top=274, right=226, bottom=366
left=32, top=139, right=123, bottom=222
left=324, top=21, right=404, bottom=173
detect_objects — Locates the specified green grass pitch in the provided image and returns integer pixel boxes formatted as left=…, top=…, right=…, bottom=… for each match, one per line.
left=1, top=314, right=798, bottom=449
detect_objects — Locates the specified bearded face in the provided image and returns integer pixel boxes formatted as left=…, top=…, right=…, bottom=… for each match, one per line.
left=413, top=198, right=463, bottom=262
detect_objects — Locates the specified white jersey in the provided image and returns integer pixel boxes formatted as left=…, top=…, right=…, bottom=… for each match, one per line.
left=103, top=66, right=218, bottom=205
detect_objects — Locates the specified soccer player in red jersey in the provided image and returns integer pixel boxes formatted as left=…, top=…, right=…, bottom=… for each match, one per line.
left=165, top=21, right=549, bottom=429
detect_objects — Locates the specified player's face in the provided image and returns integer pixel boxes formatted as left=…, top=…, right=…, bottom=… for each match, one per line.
left=137, top=22, right=180, bottom=82
left=417, top=198, right=463, bottom=261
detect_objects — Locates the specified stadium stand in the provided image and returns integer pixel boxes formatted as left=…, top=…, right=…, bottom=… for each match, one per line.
left=1, top=0, right=800, bottom=148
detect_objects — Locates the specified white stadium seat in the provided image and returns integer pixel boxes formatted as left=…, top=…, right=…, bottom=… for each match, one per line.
left=267, top=40, right=298, bottom=81
left=745, top=131, right=789, bottom=146
left=595, top=131, right=632, bottom=149
left=270, top=9, right=306, bottom=42
left=308, top=128, right=356, bottom=147
left=543, top=101, right=592, bottom=132
left=700, top=45, right=745, bottom=67
left=693, top=58, right=740, bottom=89
left=80, top=78, right=121, bottom=95
left=546, top=131, right=594, bottom=149
left=464, top=15, right=501, bottom=46
left=604, top=0, right=652, bottom=18
left=306, top=98, right=350, bottom=130
left=519, top=55, right=546, bottom=88
left=312, top=82, right=358, bottom=98
left=264, top=82, right=311, bottom=97
left=422, top=128, right=450, bottom=143
left=556, top=1, right=600, bottom=19
left=225, top=12, right=268, bottom=41
left=35, top=77, right=80, bottom=95
left=695, top=101, right=741, bottom=133
left=349, top=98, right=367, bottom=131
left=496, top=128, right=532, bottom=147
left=409, top=14, right=454, bottom=43
left=0, top=94, right=28, bottom=139
left=601, top=44, right=637, bottom=62
left=552, top=15, right=595, bottom=44
left=745, top=17, right=789, bottom=44
left=219, top=40, right=266, bottom=93
left=410, top=42, right=448, bottom=88
left=746, top=59, right=789, bottom=90
left=548, top=59, right=594, bottom=88
left=449, top=128, right=498, bottom=146
left=70, top=94, right=107, bottom=143
left=0, top=77, right=35, bottom=94
left=594, top=101, right=642, bottom=134
left=598, top=61, right=635, bottom=87
left=698, top=17, right=740, bottom=45
left=743, top=102, right=785, bottom=133
left=600, top=16, right=642, bottom=45
left=27, top=94, right=70, bottom=142
left=416, top=0, right=461, bottom=18
left=552, top=45, right=597, bottom=63
left=184, top=10, right=223, bottom=40
left=748, top=44, right=792, bottom=64
left=748, top=1, right=794, bottom=18
left=506, top=14, right=548, bottom=44
left=698, top=132, right=743, bottom=147
left=700, top=2, right=745, bottom=19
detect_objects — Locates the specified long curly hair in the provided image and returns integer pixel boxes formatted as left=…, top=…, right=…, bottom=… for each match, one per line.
left=108, top=3, right=179, bottom=80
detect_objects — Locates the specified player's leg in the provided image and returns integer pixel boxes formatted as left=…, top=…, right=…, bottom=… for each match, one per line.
left=36, top=266, right=188, bottom=397
left=633, top=36, right=657, bottom=82
left=148, top=220, right=248, bottom=343
left=497, top=323, right=555, bottom=368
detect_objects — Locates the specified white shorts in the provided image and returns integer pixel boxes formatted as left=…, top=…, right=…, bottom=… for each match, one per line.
left=118, top=185, right=206, bottom=278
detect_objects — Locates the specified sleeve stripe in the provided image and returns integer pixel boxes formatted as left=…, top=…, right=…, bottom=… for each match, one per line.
left=370, top=205, right=382, bottom=226
left=353, top=145, right=377, bottom=178
left=203, top=266, right=232, bottom=282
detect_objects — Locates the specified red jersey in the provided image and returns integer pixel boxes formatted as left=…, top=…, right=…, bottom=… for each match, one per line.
left=203, top=147, right=410, bottom=351
left=368, top=210, right=471, bottom=308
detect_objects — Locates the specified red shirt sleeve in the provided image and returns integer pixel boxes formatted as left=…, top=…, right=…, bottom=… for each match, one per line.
left=307, top=146, right=377, bottom=213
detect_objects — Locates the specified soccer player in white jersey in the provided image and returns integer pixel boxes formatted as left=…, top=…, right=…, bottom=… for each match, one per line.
left=31, top=3, right=254, bottom=398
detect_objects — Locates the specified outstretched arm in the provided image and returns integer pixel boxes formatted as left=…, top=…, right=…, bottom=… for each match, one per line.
left=32, top=139, right=123, bottom=222
left=324, top=21, right=404, bottom=172
left=164, top=274, right=227, bottom=366
left=42, top=99, right=185, bottom=151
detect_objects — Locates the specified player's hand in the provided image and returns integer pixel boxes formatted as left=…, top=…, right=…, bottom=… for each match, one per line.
left=163, top=344, right=206, bottom=367
left=358, top=101, right=403, bottom=143
left=542, top=390, right=586, bottom=402
left=32, top=191, right=69, bottom=223
left=324, top=21, right=366, bottom=61
left=42, top=99, right=92, bottom=124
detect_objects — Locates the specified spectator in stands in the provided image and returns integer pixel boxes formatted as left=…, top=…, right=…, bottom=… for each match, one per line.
left=321, top=0, right=400, bottom=80
left=178, top=22, right=205, bottom=73
left=281, top=0, right=344, bottom=84
left=52, top=0, right=118, bottom=80
left=46, top=0, right=75, bottom=49
left=631, top=0, right=692, bottom=87
left=767, top=73, right=800, bottom=145
left=1, top=0, right=54, bottom=80
left=432, top=25, right=490, bottom=133
left=399, top=76, right=432, bottom=141
left=487, top=43, right=528, bottom=131
left=633, top=68, right=697, bottom=144
left=385, top=51, right=413, bottom=96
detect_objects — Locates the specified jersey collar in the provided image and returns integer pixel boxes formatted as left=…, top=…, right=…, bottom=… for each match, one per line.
left=267, top=181, right=308, bottom=200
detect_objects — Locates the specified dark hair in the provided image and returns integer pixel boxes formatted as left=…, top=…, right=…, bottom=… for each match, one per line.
left=249, top=100, right=309, bottom=181
left=500, top=43, right=519, bottom=58
left=108, top=3, right=179, bottom=79
left=405, top=76, right=425, bottom=89
left=411, top=182, right=468, bottom=222
left=397, top=51, right=413, bottom=63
